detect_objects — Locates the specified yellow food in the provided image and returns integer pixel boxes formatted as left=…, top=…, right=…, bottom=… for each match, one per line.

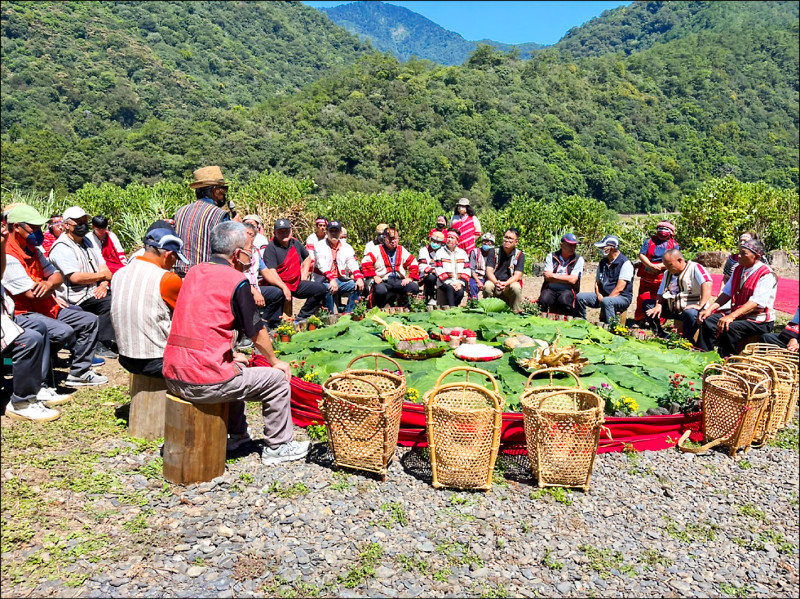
left=371, top=316, right=429, bottom=341
left=518, top=330, right=588, bottom=374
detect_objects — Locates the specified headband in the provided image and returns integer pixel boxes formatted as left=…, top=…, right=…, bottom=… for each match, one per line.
left=740, top=240, right=761, bottom=257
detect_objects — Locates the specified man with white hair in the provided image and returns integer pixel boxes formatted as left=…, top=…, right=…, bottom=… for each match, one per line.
left=163, top=221, right=309, bottom=464
left=698, top=238, right=777, bottom=358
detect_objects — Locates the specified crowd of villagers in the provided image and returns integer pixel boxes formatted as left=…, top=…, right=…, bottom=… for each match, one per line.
left=3, top=166, right=796, bottom=467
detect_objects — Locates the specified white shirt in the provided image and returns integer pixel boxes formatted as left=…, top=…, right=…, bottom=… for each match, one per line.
left=1, top=253, right=57, bottom=296
left=721, top=261, right=777, bottom=308
left=657, top=262, right=712, bottom=296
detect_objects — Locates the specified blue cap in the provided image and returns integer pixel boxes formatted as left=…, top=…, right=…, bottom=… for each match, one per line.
left=561, top=233, right=578, bottom=245
left=144, top=228, right=189, bottom=263
left=593, top=235, right=620, bottom=249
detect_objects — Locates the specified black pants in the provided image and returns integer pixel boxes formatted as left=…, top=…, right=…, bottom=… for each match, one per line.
left=439, top=283, right=465, bottom=308
left=697, top=313, right=773, bottom=358
left=79, top=294, right=116, bottom=349
left=538, top=287, right=575, bottom=312
left=372, top=277, right=419, bottom=308
left=761, top=331, right=796, bottom=349
left=261, top=281, right=326, bottom=325
left=119, top=356, right=164, bottom=377
left=421, top=273, right=438, bottom=302
left=255, top=285, right=288, bottom=327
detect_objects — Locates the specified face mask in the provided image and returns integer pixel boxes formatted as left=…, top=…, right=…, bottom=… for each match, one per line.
left=25, top=230, right=45, bottom=246
left=436, top=223, right=445, bottom=230
left=72, top=223, right=89, bottom=237
left=481, top=244, right=492, bottom=252
left=430, top=242, right=442, bottom=251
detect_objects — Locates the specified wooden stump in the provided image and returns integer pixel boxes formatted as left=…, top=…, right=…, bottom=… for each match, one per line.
left=128, top=374, right=167, bottom=440
left=163, top=394, right=229, bottom=485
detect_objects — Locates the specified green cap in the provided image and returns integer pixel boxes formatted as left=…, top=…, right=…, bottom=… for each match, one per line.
left=6, top=204, right=48, bottom=226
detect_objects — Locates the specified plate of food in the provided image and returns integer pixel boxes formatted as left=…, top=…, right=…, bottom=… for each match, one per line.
left=454, top=343, right=504, bottom=362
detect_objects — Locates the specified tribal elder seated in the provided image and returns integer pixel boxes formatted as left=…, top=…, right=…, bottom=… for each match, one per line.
left=483, top=228, right=525, bottom=313
left=163, top=221, right=310, bottom=465
left=697, top=239, right=777, bottom=358
left=261, top=218, right=326, bottom=328
left=361, top=226, right=420, bottom=309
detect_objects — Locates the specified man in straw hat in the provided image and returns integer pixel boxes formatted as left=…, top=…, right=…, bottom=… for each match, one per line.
left=697, top=238, right=777, bottom=357
left=174, top=165, right=237, bottom=277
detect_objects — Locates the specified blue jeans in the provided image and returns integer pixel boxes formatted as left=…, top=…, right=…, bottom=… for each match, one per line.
left=324, top=278, right=358, bottom=313
left=574, top=292, right=631, bottom=323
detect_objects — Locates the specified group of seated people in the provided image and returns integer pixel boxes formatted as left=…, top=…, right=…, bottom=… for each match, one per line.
left=3, top=165, right=795, bottom=481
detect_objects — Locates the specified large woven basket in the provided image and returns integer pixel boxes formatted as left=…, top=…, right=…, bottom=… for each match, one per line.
left=727, top=355, right=792, bottom=443
left=519, top=368, right=583, bottom=480
left=424, top=367, right=504, bottom=491
left=319, top=354, right=406, bottom=480
left=529, top=388, right=604, bottom=491
left=679, top=363, right=770, bottom=456
left=742, top=343, right=799, bottom=426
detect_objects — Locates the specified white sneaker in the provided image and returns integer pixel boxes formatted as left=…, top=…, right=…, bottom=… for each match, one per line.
left=427, top=299, right=438, bottom=306
left=5, top=400, right=61, bottom=422
left=227, top=428, right=253, bottom=452
left=261, top=440, right=310, bottom=465
left=65, top=369, right=109, bottom=387
left=36, top=386, right=74, bottom=407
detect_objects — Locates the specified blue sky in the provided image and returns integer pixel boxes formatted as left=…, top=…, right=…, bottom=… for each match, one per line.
left=304, top=1, right=631, bottom=45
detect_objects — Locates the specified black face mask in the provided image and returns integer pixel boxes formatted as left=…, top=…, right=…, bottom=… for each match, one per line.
left=72, top=223, right=90, bottom=237
left=436, top=223, right=446, bottom=230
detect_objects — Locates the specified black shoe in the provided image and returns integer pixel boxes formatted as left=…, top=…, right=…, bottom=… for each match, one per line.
left=95, top=344, right=118, bottom=359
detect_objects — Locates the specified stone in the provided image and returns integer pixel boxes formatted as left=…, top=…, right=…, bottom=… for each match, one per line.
left=186, top=566, right=206, bottom=578
left=694, top=251, right=729, bottom=269
left=217, top=526, right=234, bottom=538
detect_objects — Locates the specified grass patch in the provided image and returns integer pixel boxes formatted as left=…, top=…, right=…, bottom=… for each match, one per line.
left=529, top=487, right=573, bottom=505
left=768, top=425, right=799, bottom=451
left=663, top=516, right=718, bottom=543
left=638, top=548, right=672, bottom=569
left=542, top=547, right=564, bottom=570
left=330, top=470, right=352, bottom=492
left=738, top=503, right=768, bottom=522
left=436, top=540, right=483, bottom=568
left=264, top=576, right=325, bottom=598
left=579, top=544, right=637, bottom=578
left=306, top=422, right=328, bottom=442
left=396, top=553, right=428, bottom=574
left=264, top=481, right=310, bottom=499
left=380, top=501, right=408, bottom=527
left=338, top=542, right=383, bottom=588
left=720, top=582, right=754, bottom=597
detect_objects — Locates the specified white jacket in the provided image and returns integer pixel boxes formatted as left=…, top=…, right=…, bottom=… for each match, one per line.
left=312, top=238, right=363, bottom=283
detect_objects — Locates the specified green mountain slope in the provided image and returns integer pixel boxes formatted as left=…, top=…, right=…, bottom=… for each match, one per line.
left=319, top=1, right=544, bottom=65
left=1, top=1, right=796, bottom=214
left=555, top=0, right=798, bottom=57
left=1, top=0, right=372, bottom=188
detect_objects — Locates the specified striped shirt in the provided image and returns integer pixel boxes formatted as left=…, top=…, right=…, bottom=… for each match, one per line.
left=174, top=198, right=227, bottom=276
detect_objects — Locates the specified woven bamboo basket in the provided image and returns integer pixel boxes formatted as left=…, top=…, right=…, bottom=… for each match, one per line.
left=728, top=355, right=793, bottom=442
left=742, top=343, right=799, bottom=426
left=424, top=367, right=504, bottom=491
left=724, top=357, right=778, bottom=445
left=319, top=354, right=406, bottom=480
left=530, top=388, right=604, bottom=491
left=678, top=363, right=770, bottom=456
left=519, top=368, right=583, bottom=480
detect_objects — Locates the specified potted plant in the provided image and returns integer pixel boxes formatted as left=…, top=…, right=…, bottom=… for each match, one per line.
left=351, top=299, right=368, bottom=321
left=307, top=315, right=323, bottom=331
left=275, top=323, right=296, bottom=343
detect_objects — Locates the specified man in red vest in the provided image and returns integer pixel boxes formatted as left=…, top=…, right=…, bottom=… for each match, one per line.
left=163, top=221, right=309, bottom=464
left=697, top=239, right=777, bottom=357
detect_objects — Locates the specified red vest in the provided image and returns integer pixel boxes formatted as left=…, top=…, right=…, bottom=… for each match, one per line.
left=4, top=234, right=60, bottom=318
left=728, top=263, right=775, bottom=323
left=163, top=262, right=247, bottom=386
left=637, top=237, right=677, bottom=281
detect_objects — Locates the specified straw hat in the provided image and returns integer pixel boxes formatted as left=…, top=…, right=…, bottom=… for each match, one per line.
left=190, top=166, right=228, bottom=189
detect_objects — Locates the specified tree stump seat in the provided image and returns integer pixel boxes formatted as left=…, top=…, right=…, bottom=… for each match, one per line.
left=162, top=394, right=229, bottom=485
left=128, top=373, right=167, bottom=440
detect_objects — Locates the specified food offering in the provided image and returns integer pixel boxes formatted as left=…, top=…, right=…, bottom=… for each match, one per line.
left=372, top=315, right=448, bottom=360
left=511, top=331, right=588, bottom=374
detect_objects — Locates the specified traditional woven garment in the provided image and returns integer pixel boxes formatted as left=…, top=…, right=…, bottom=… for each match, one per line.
left=174, top=199, right=226, bottom=276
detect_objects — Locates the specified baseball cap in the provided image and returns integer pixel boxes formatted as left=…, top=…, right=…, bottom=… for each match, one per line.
left=144, top=228, right=189, bottom=263
left=62, top=206, right=88, bottom=221
left=6, top=205, right=48, bottom=226
left=274, top=218, right=291, bottom=230
left=327, top=220, right=342, bottom=230
left=481, top=232, right=495, bottom=243
left=375, top=223, right=389, bottom=234
left=593, top=235, right=621, bottom=249
left=430, top=231, right=445, bottom=242
left=243, top=214, right=263, bottom=227
left=561, top=233, right=578, bottom=245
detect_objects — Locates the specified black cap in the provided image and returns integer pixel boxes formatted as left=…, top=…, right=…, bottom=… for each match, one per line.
left=327, top=220, right=342, bottom=230
left=274, top=218, right=291, bottom=230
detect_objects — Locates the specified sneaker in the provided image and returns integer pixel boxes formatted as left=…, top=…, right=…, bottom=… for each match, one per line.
left=92, top=356, right=106, bottom=367
left=261, top=440, right=311, bottom=466
left=36, top=386, right=74, bottom=407
left=65, top=370, right=109, bottom=387
left=236, top=338, right=254, bottom=349
left=227, top=429, right=253, bottom=452
left=95, top=345, right=118, bottom=359
left=427, top=299, right=437, bottom=306
left=5, top=400, right=61, bottom=422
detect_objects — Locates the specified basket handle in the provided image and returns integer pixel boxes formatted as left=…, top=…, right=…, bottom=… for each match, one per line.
left=702, top=363, right=753, bottom=399
left=433, top=366, right=500, bottom=394
left=324, top=372, right=384, bottom=399
left=523, top=367, right=581, bottom=390
left=725, top=356, right=777, bottom=382
left=535, top=388, right=596, bottom=411
left=346, top=353, right=404, bottom=376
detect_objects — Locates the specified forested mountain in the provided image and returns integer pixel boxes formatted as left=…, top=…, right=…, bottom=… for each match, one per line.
left=1, top=1, right=797, bottom=214
left=555, top=0, right=798, bottom=57
left=318, top=1, right=544, bottom=65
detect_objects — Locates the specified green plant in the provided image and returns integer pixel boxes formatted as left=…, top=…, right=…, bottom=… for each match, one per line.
left=275, top=323, right=297, bottom=339
left=738, top=459, right=752, bottom=470
left=656, top=326, right=695, bottom=351
left=397, top=554, right=428, bottom=574
left=542, top=547, right=564, bottom=570
left=579, top=544, right=636, bottom=578
left=404, top=387, right=421, bottom=404
left=307, top=315, right=323, bottom=328
left=306, top=421, right=329, bottom=442
left=408, top=295, right=427, bottom=312
left=663, top=516, right=718, bottom=543
left=589, top=382, right=637, bottom=416
left=656, top=373, right=700, bottom=413
left=738, top=503, right=768, bottom=521
left=290, top=360, right=321, bottom=384
left=338, top=542, right=383, bottom=588
left=638, top=549, right=672, bottom=569
left=264, top=481, right=309, bottom=499
left=380, top=502, right=409, bottom=527
left=720, top=582, right=754, bottom=598
left=351, top=298, right=368, bottom=318
left=519, top=297, right=541, bottom=317
left=607, top=315, right=629, bottom=336
left=530, top=487, right=573, bottom=505
left=768, top=425, right=799, bottom=451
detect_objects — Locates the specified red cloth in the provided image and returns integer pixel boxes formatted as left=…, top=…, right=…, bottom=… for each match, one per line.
left=277, top=245, right=302, bottom=292
left=709, top=273, right=798, bottom=315
left=634, top=278, right=662, bottom=321
left=98, top=234, right=126, bottom=274
left=287, top=374, right=704, bottom=454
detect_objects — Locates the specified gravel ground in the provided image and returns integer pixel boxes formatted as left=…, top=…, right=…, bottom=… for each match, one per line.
left=2, top=403, right=798, bottom=598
